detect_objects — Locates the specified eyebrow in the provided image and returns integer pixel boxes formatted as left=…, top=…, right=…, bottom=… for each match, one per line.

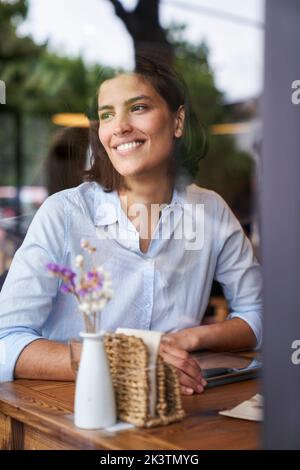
left=98, top=95, right=152, bottom=111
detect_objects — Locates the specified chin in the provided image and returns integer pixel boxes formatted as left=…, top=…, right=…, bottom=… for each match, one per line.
left=120, top=169, right=147, bottom=179
left=114, top=163, right=148, bottom=178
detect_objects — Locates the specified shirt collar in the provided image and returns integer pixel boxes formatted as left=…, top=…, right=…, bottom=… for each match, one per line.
left=165, top=185, right=185, bottom=209
left=93, top=182, right=186, bottom=227
left=93, top=184, right=118, bottom=226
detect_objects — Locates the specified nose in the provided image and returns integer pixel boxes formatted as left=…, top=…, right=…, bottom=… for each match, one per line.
left=113, top=115, right=133, bottom=136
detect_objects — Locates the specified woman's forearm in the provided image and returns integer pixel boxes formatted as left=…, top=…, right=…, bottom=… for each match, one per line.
left=14, top=339, right=75, bottom=381
left=164, top=317, right=258, bottom=352
left=194, top=318, right=258, bottom=352
left=14, top=319, right=257, bottom=381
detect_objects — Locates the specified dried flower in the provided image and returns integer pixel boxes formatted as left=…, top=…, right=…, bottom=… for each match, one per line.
left=46, top=239, right=113, bottom=333
left=75, top=255, right=84, bottom=267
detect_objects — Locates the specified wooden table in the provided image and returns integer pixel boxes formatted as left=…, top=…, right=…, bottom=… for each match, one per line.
left=0, top=352, right=262, bottom=450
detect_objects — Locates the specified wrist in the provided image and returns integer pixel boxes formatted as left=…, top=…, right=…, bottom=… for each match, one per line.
left=189, top=326, right=205, bottom=351
left=190, top=324, right=219, bottom=351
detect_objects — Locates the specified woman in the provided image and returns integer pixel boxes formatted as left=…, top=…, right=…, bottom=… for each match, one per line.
left=0, top=56, right=262, bottom=395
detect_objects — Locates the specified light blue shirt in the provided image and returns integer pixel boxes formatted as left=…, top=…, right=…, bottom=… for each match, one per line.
left=0, top=181, right=263, bottom=382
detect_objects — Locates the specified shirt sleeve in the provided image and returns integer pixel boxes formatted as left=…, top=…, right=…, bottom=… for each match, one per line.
left=213, top=193, right=263, bottom=349
left=0, top=193, right=68, bottom=382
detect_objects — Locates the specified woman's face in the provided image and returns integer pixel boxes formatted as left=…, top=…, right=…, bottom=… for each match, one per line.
left=97, top=73, right=184, bottom=179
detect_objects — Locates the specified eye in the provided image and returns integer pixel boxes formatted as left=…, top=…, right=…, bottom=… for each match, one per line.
left=131, top=104, right=147, bottom=112
left=99, top=111, right=113, bottom=121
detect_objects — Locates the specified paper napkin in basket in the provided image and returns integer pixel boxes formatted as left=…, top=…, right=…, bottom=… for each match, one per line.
left=219, top=394, right=263, bottom=422
left=116, top=328, right=162, bottom=418
left=106, top=328, right=185, bottom=427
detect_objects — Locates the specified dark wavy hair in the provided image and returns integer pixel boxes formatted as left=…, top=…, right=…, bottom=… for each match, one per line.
left=84, top=54, right=207, bottom=191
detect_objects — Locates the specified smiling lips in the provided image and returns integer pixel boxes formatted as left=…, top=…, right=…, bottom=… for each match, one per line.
left=114, top=140, right=145, bottom=154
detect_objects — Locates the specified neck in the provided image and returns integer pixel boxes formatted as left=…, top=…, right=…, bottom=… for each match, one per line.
left=118, top=174, right=174, bottom=251
left=120, top=172, right=174, bottom=208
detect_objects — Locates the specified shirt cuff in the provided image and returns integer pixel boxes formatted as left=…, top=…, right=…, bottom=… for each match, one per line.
left=226, top=310, right=263, bottom=350
left=0, top=330, right=44, bottom=382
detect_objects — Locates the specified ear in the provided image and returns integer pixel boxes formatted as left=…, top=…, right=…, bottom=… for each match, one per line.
left=174, top=105, right=185, bottom=138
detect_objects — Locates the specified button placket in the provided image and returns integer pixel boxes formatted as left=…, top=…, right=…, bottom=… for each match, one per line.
left=141, top=258, right=154, bottom=329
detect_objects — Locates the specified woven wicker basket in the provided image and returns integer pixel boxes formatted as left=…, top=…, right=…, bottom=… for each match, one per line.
left=104, top=333, right=185, bottom=427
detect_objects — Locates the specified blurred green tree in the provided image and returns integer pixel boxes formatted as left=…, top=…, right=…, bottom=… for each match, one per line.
left=0, top=0, right=111, bottom=188
left=0, top=0, right=44, bottom=108
left=107, top=0, right=174, bottom=63
left=0, top=0, right=254, bottom=218
left=169, top=24, right=254, bottom=210
left=0, top=0, right=46, bottom=188
left=0, top=1, right=112, bottom=113
left=105, top=2, right=254, bottom=211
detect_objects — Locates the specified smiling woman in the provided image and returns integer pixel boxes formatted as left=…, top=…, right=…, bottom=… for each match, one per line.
left=86, top=55, right=206, bottom=191
left=98, top=74, right=183, bottom=179
left=0, top=54, right=262, bottom=398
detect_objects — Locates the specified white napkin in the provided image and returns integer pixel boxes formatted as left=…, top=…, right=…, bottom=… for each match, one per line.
left=105, top=421, right=135, bottom=432
left=116, top=328, right=162, bottom=417
left=219, top=393, right=263, bottom=422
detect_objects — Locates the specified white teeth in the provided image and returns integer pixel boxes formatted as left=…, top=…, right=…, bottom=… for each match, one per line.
left=116, top=141, right=143, bottom=151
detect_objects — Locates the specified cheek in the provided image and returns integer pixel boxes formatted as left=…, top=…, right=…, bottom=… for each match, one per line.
left=152, top=123, right=175, bottom=149
left=150, top=114, right=175, bottom=140
left=98, top=127, right=108, bottom=148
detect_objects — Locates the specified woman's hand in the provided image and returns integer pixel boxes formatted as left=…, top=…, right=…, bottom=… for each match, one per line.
left=162, top=327, right=201, bottom=352
left=159, top=340, right=207, bottom=395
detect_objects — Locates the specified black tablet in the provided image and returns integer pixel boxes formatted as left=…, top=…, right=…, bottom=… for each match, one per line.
left=202, top=358, right=262, bottom=388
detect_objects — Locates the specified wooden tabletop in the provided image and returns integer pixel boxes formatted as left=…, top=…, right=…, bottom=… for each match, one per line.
left=0, top=352, right=262, bottom=450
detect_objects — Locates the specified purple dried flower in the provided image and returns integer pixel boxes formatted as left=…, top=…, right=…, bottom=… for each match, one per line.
left=77, top=287, right=89, bottom=297
left=46, top=248, right=113, bottom=333
left=47, top=263, right=77, bottom=293
left=85, top=271, right=104, bottom=290
left=86, top=271, right=95, bottom=280
left=62, top=268, right=76, bottom=279
left=46, top=263, right=61, bottom=273
left=60, top=283, right=73, bottom=294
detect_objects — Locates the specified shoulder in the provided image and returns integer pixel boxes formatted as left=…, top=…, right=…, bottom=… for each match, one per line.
left=41, top=182, right=109, bottom=215
left=40, top=182, right=118, bottom=229
left=23, top=182, right=107, bottom=253
left=27, top=183, right=94, bottom=229
left=48, top=181, right=98, bottom=206
left=185, top=184, right=227, bottom=213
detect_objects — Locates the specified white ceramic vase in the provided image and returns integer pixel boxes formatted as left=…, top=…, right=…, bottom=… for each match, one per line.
left=74, top=331, right=117, bottom=429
